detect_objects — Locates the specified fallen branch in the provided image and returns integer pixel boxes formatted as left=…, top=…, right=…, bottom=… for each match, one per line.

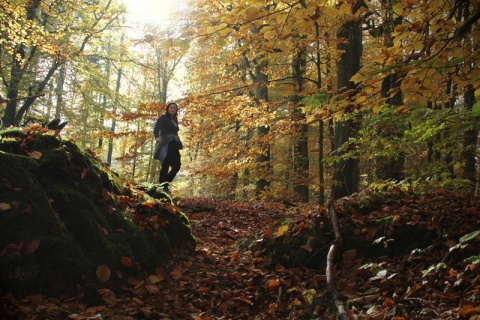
left=326, top=192, right=349, bottom=320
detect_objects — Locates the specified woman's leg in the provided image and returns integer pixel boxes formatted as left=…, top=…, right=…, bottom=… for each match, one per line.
left=159, top=150, right=172, bottom=184
left=166, top=144, right=181, bottom=182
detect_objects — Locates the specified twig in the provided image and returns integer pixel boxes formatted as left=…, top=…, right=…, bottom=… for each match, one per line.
left=325, top=192, right=349, bottom=320
left=0, top=93, right=45, bottom=104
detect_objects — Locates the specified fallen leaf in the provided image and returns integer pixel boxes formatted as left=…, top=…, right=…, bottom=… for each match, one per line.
left=170, top=267, right=183, bottom=280
left=24, top=240, right=41, bottom=255
left=96, top=264, right=111, bottom=283
left=263, top=228, right=274, bottom=236
left=27, top=150, right=42, bottom=160
left=0, top=203, right=11, bottom=211
left=276, top=225, right=289, bottom=237
left=80, top=168, right=87, bottom=180
left=267, top=279, right=281, bottom=290
left=97, top=288, right=117, bottom=306
left=102, top=188, right=111, bottom=200
left=120, top=256, right=133, bottom=267
left=148, top=274, right=162, bottom=284
left=146, top=284, right=160, bottom=294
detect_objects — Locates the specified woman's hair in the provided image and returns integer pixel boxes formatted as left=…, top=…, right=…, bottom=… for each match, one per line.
left=165, top=102, right=178, bottom=123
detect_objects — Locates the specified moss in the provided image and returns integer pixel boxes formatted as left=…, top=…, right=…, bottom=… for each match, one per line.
left=0, top=129, right=196, bottom=298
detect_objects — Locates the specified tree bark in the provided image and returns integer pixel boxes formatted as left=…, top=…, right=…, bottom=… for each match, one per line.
left=463, top=87, right=478, bottom=189
left=376, top=0, right=405, bottom=181
left=292, top=48, right=309, bottom=203
left=333, top=18, right=362, bottom=199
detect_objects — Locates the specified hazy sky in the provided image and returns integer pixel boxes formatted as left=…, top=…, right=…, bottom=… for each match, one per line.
left=123, top=0, right=176, bottom=26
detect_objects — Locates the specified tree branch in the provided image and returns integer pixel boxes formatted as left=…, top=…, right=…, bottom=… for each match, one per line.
left=325, top=192, right=348, bottom=320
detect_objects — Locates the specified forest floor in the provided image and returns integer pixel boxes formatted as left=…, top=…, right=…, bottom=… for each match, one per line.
left=2, top=192, right=480, bottom=319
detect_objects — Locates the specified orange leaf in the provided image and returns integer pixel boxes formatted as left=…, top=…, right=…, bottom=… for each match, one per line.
left=148, top=274, right=163, bottom=284
left=27, top=151, right=42, bottom=160
left=80, top=168, right=87, bottom=180
left=120, top=256, right=132, bottom=267
left=263, top=228, right=273, bottom=236
left=102, top=188, right=111, bottom=200
left=96, top=264, right=111, bottom=283
left=267, top=279, right=281, bottom=290
left=22, top=204, right=33, bottom=214
left=301, top=245, right=313, bottom=252
left=97, top=288, right=117, bottom=306
left=146, top=284, right=160, bottom=294
left=384, top=297, right=395, bottom=310
left=170, top=268, right=183, bottom=280
left=460, top=305, right=480, bottom=317
left=24, top=240, right=41, bottom=255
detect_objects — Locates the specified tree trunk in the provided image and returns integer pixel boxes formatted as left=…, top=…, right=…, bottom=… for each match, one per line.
left=463, top=87, right=478, bottom=189
left=55, top=64, right=67, bottom=119
left=316, top=22, right=325, bottom=205
left=292, top=48, right=309, bottom=203
left=107, top=66, right=122, bottom=166
left=332, top=18, right=362, bottom=199
left=254, top=58, right=271, bottom=198
left=377, top=1, right=405, bottom=181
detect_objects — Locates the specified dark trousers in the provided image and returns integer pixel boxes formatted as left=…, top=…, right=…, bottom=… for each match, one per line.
left=159, top=142, right=181, bottom=185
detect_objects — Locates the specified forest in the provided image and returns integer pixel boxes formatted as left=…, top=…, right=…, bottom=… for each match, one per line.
left=0, top=0, right=478, bottom=202
left=0, top=0, right=479, bottom=319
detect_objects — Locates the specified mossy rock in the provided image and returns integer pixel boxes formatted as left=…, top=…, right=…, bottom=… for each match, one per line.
left=250, top=192, right=438, bottom=268
left=0, top=129, right=196, bottom=298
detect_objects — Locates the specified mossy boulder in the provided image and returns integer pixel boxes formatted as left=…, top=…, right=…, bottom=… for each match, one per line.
left=0, top=128, right=196, bottom=298
left=248, top=189, right=472, bottom=268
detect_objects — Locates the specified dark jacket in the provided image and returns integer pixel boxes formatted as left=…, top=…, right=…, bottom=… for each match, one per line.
left=154, top=114, right=179, bottom=138
left=153, top=114, right=182, bottom=163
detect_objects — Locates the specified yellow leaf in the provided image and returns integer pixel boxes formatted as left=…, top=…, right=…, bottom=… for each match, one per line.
left=338, top=2, right=352, bottom=15
left=350, top=73, right=364, bottom=84
left=276, top=13, right=287, bottom=24
left=263, top=30, right=277, bottom=40
left=355, top=95, right=367, bottom=104
left=414, top=40, right=423, bottom=52
left=396, top=105, right=409, bottom=114
left=276, top=225, right=289, bottom=237
left=245, top=6, right=261, bottom=20
left=0, top=203, right=11, bottom=211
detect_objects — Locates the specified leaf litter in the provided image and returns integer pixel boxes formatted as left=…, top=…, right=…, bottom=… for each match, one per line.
left=1, top=189, right=479, bottom=319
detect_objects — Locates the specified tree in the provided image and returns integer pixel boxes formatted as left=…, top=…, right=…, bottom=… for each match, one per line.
left=332, top=1, right=363, bottom=199
left=1, top=0, right=124, bottom=127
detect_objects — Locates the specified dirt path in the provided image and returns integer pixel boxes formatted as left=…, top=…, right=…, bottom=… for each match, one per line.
left=150, top=197, right=318, bottom=319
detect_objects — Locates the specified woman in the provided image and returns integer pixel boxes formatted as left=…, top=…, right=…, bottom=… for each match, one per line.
left=153, top=102, right=183, bottom=194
